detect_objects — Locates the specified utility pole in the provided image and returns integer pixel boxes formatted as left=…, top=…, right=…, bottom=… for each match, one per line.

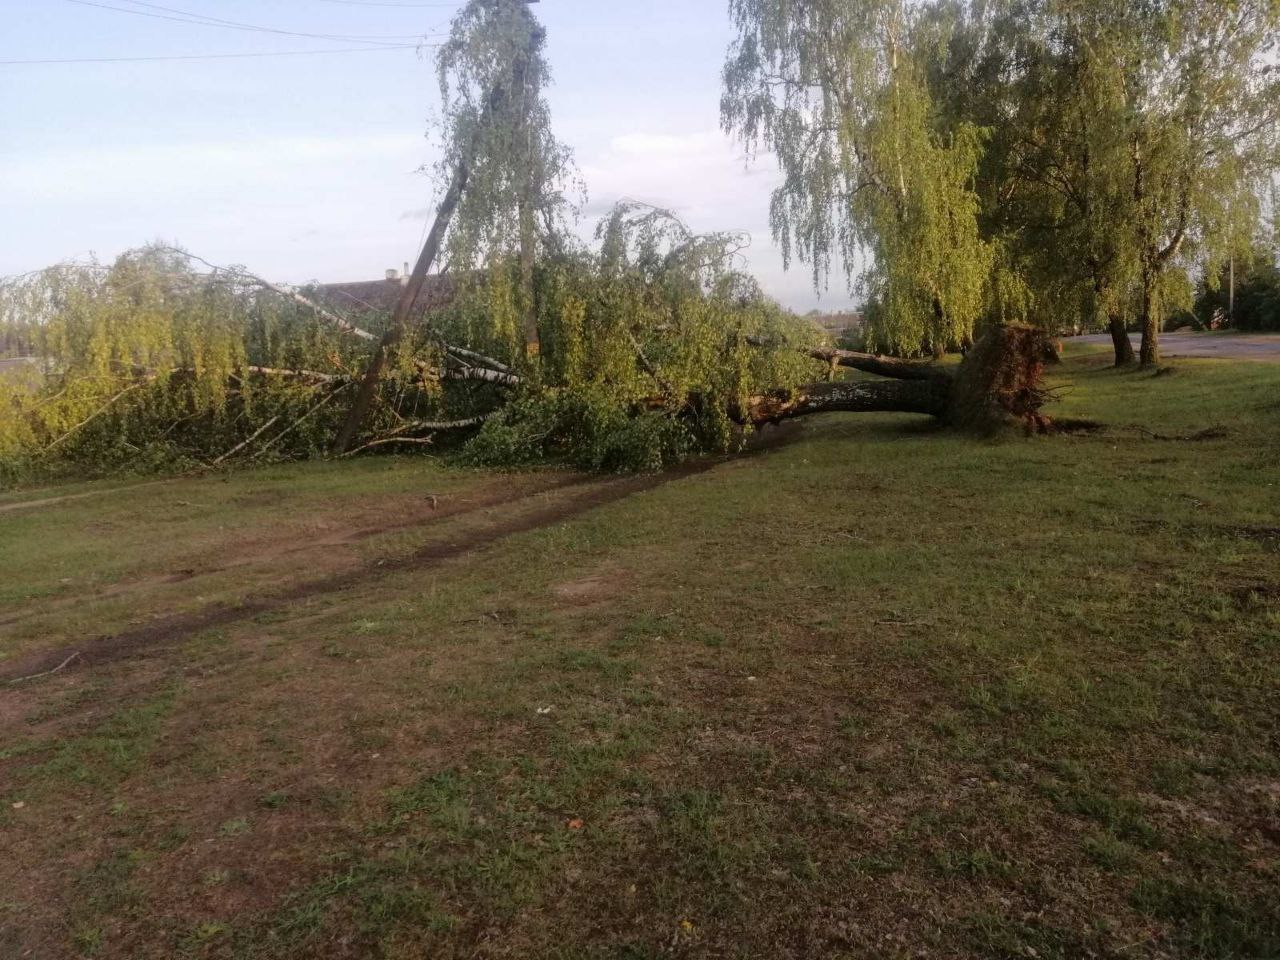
left=332, top=0, right=543, bottom=455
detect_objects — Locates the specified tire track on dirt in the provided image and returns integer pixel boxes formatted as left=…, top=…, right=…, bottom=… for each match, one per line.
left=0, top=474, right=589, bottom=630
left=1, top=425, right=804, bottom=680
left=0, top=480, right=176, bottom=515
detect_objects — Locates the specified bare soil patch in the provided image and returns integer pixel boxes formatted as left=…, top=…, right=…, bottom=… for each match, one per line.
left=552, top=567, right=628, bottom=605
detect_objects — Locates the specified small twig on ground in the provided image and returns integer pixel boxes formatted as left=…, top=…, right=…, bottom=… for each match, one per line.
left=457, top=611, right=504, bottom=625
left=338, top=415, right=490, bottom=459
left=8, top=652, right=82, bottom=684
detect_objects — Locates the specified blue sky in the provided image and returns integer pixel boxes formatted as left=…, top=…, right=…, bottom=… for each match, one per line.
left=0, top=0, right=855, bottom=310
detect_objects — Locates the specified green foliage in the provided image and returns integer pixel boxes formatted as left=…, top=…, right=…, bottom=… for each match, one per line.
left=462, top=391, right=696, bottom=473
left=0, top=207, right=822, bottom=482
left=723, top=0, right=1280, bottom=358
left=1196, top=244, right=1280, bottom=331
left=434, top=0, right=579, bottom=273
left=0, top=246, right=437, bottom=485
left=723, top=0, right=994, bottom=355
left=452, top=203, right=820, bottom=471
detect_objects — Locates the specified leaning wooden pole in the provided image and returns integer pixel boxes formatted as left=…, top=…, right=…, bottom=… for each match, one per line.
left=332, top=159, right=472, bottom=454
left=333, top=6, right=541, bottom=454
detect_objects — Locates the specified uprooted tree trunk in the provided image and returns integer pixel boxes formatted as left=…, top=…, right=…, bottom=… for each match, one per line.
left=744, top=325, right=1082, bottom=434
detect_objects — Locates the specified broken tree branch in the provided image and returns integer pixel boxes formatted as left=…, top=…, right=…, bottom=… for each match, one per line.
left=156, top=247, right=377, bottom=343
left=445, top=344, right=514, bottom=375
left=415, top=358, right=522, bottom=388
left=211, top=415, right=283, bottom=465
left=746, top=335, right=948, bottom=382
left=338, top=414, right=488, bottom=458
left=806, top=346, right=950, bottom=382
left=242, top=366, right=340, bottom=383
left=442, top=366, right=522, bottom=387
left=45, top=382, right=148, bottom=451
left=254, top=382, right=354, bottom=459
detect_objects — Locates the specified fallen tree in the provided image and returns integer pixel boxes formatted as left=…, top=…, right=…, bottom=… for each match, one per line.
left=743, top=325, right=1074, bottom=434
left=0, top=214, right=1089, bottom=485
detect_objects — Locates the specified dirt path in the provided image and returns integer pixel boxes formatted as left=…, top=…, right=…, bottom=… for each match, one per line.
left=1069, top=330, right=1280, bottom=360
left=0, top=473, right=590, bottom=631
left=0, top=478, right=176, bottom=513
left=1, top=425, right=803, bottom=682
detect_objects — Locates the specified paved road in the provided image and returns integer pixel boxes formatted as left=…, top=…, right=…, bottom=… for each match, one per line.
left=1069, top=331, right=1280, bottom=360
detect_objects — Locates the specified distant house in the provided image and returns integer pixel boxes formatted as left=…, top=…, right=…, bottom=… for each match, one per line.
left=806, top=310, right=865, bottom=342
left=312, top=267, right=456, bottom=324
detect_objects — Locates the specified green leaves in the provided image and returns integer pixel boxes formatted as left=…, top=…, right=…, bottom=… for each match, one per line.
left=434, top=0, right=579, bottom=276
left=446, top=205, right=821, bottom=471
left=723, top=0, right=993, bottom=355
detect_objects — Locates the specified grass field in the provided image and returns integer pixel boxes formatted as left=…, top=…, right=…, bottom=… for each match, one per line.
left=1, top=344, right=1277, bottom=959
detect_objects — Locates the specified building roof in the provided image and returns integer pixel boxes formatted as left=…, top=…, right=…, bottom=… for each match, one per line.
left=312, top=273, right=456, bottom=321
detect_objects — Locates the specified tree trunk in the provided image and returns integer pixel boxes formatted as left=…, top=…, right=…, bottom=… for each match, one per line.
left=1139, top=268, right=1160, bottom=367
left=513, top=55, right=540, bottom=357
left=745, top=325, right=1074, bottom=434
left=331, top=54, right=532, bottom=454
left=745, top=378, right=949, bottom=424
left=1108, top=313, right=1136, bottom=367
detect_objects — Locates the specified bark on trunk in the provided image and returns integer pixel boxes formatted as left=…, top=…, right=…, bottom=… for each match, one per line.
left=1139, top=270, right=1160, bottom=367
left=745, top=378, right=950, bottom=425
left=745, top=325, right=1069, bottom=435
left=1108, top=314, right=1136, bottom=367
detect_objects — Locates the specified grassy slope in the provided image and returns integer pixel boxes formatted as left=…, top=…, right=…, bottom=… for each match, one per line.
left=1, top=345, right=1277, bottom=959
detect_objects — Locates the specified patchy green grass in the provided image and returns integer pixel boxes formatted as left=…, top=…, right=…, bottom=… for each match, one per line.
left=1, top=346, right=1277, bottom=959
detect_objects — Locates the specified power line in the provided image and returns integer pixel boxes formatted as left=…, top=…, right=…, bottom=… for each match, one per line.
left=61, top=0, right=435, bottom=46
left=0, top=44, right=431, bottom=66
left=116, top=0, right=434, bottom=41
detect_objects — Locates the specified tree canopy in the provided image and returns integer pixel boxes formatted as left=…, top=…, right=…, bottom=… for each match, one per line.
left=723, top=0, right=1280, bottom=365
left=722, top=0, right=995, bottom=356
